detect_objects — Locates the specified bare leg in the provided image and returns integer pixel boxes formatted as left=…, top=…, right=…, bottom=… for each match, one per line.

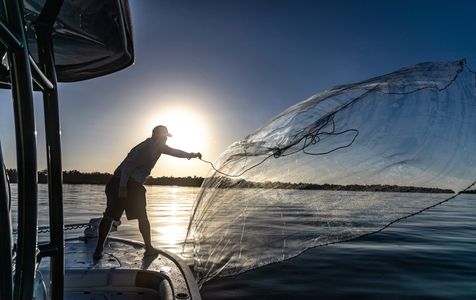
left=94, top=217, right=113, bottom=258
left=139, top=217, right=159, bottom=256
left=138, top=217, right=153, bottom=249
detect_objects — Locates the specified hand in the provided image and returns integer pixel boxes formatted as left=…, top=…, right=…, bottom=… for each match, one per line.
left=188, top=152, right=202, bottom=160
left=118, top=187, right=128, bottom=198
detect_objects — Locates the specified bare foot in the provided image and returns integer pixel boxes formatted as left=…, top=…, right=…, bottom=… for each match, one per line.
left=144, top=247, right=160, bottom=256
left=93, top=248, right=104, bottom=259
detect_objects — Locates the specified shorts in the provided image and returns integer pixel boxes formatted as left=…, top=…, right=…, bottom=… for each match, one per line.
left=103, top=176, right=147, bottom=221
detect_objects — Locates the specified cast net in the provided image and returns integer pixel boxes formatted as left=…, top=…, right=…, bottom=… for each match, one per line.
left=184, top=60, right=476, bottom=286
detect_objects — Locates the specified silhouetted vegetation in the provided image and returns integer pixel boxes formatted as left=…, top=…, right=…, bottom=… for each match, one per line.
left=5, top=169, right=455, bottom=193
left=62, top=170, right=112, bottom=184
left=210, top=178, right=455, bottom=194
left=6, top=169, right=204, bottom=187
left=144, top=176, right=204, bottom=187
left=460, top=190, right=476, bottom=194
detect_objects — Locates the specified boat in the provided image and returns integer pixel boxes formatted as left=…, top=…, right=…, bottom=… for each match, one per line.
left=0, top=1, right=201, bottom=299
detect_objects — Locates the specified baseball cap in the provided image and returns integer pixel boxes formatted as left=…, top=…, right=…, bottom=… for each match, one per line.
left=153, top=125, right=173, bottom=137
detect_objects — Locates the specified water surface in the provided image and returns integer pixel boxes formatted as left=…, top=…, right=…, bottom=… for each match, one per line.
left=9, top=184, right=476, bottom=299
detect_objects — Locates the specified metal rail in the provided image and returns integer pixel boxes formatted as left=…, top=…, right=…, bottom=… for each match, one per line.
left=0, top=19, right=22, bottom=49
left=29, top=55, right=54, bottom=91
left=1, top=1, right=64, bottom=299
left=35, top=1, right=65, bottom=299
left=3, top=0, right=39, bottom=299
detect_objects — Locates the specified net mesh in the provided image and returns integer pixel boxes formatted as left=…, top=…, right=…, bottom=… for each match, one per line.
left=185, top=60, right=476, bottom=286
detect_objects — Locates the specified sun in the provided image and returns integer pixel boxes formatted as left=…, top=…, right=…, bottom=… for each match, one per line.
left=148, top=108, right=206, bottom=151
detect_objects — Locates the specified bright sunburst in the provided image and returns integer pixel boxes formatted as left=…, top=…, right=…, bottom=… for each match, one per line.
left=148, top=108, right=206, bottom=151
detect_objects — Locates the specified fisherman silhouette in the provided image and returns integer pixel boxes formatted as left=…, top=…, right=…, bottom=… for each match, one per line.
left=93, top=125, right=201, bottom=259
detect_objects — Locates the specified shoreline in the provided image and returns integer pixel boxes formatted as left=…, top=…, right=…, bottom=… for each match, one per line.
left=5, top=169, right=460, bottom=193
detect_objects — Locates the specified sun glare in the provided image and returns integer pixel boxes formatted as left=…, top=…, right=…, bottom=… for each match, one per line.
left=149, top=108, right=206, bottom=151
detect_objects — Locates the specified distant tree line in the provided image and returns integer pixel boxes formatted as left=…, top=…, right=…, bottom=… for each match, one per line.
left=5, top=169, right=456, bottom=193
left=460, top=190, right=476, bottom=194
left=6, top=169, right=204, bottom=187
left=144, top=176, right=204, bottom=187
left=208, top=177, right=455, bottom=194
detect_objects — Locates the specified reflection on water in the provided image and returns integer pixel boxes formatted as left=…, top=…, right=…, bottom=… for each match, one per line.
left=145, top=186, right=196, bottom=256
left=10, top=184, right=198, bottom=257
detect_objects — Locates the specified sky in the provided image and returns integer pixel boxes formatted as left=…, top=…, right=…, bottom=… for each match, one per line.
left=1, top=0, right=476, bottom=177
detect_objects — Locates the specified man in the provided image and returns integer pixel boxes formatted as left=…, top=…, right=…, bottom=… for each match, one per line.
left=93, top=125, right=201, bottom=258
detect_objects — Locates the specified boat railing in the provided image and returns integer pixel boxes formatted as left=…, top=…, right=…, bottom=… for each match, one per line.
left=0, top=0, right=65, bottom=299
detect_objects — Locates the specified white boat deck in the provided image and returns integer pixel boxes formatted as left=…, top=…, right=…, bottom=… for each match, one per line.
left=38, top=237, right=200, bottom=300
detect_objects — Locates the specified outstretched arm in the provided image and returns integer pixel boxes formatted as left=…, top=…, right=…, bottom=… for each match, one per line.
left=162, top=145, right=201, bottom=159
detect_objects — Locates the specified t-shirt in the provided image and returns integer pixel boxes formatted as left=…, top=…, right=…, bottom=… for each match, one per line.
left=114, top=138, right=191, bottom=187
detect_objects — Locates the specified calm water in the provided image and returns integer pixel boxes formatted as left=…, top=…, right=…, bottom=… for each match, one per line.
left=11, top=184, right=197, bottom=255
left=10, top=184, right=476, bottom=299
